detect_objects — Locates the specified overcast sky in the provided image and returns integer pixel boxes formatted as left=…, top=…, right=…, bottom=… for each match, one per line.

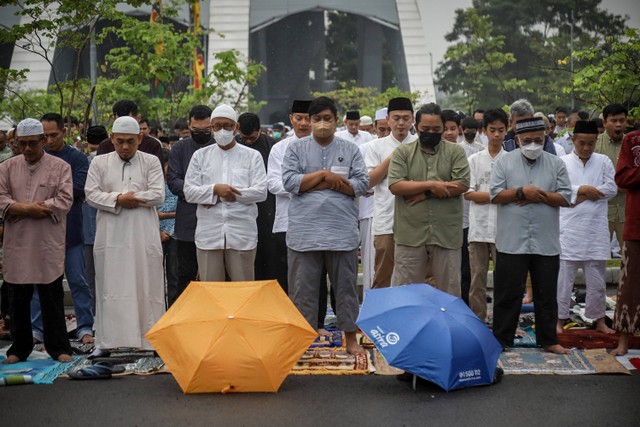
left=423, top=0, right=640, bottom=67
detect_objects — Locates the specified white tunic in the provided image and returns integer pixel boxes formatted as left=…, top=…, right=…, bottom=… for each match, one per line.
left=85, top=151, right=165, bottom=350
left=184, top=142, right=267, bottom=251
left=334, top=129, right=374, bottom=146
left=267, top=136, right=295, bottom=233
left=467, top=148, right=506, bottom=243
left=358, top=142, right=374, bottom=220
left=364, top=133, right=416, bottom=235
left=559, top=152, right=617, bottom=260
left=458, top=141, right=485, bottom=228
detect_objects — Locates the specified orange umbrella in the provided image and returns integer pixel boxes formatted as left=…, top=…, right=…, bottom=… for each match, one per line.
left=146, top=280, right=317, bottom=394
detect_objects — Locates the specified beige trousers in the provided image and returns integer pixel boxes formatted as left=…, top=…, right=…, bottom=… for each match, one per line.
left=468, top=242, right=497, bottom=322
left=392, top=244, right=461, bottom=297
left=196, top=248, right=256, bottom=282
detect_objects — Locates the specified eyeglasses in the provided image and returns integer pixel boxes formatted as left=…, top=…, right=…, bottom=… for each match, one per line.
left=211, top=124, right=236, bottom=132
left=16, top=140, right=43, bottom=149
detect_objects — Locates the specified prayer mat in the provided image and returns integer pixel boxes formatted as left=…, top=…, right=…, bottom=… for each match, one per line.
left=290, top=347, right=372, bottom=375
left=498, top=348, right=596, bottom=375
left=0, top=353, right=83, bottom=385
left=514, top=326, right=537, bottom=347
left=581, top=349, right=630, bottom=375
left=310, top=329, right=343, bottom=348
left=557, top=329, right=640, bottom=349
left=371, top=348, right=403, bottom=376
left=630, top=358, right=640, bottom=370
left=64, top=356, right=168, bottom=377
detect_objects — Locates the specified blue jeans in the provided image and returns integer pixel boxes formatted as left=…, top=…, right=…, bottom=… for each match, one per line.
left=31, top=244, right=94, bottom=341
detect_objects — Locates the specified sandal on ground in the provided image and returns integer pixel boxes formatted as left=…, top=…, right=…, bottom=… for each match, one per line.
left=68, top=362, right=125, bottom=380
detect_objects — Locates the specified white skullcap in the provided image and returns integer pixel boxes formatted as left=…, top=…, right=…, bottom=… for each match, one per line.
left=211, top=104, right=237, bottom=122
left=375, top=108, right=388, bottom=121
left=112, top=116, right=140, bottom=134
left=16, top=118, right=44, bottom=137
left=360, top=115, right=373, bottom=126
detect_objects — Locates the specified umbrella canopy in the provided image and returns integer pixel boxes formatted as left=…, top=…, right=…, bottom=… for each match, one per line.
left=146, top=280, right=317, bottom=394
left=357, top=283, right=502, bottom=391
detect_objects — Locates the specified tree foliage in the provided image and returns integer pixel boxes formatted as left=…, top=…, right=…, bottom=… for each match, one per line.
left=437, top=0, right=629, bottom=112
left=312, top=81, right=420, bottom=118
left=0, top=0, right=265, bottom=129
left=569, top=28, right=640, bottom=119
left=436, top=9, right=526, bottom=113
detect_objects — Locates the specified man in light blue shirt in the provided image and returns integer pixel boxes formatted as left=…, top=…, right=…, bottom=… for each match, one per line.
left=490, top=117, right=572, bottom=354
left=282, top=96, right=369, bottom=355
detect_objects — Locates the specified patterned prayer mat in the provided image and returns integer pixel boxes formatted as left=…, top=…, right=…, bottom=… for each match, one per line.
left=290, top=347, right=372, bottom=375
left=371, top=348, right=403, bottom=376
left=557, top=329, right=640, bottom=349
left=310, top=329, right=343, bottom=348
left=0, top=353, right=83, bottom=385
left=64, top=356, right=168, bottom=377
left=498, top=347, right=628, bottom=375
left=499, top=348, right=595, bottom=375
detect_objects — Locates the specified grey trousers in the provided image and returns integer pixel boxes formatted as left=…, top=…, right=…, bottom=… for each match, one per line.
left=288, top=248, right=359, bottom=333
left=196, top=248, right=256, bottom=282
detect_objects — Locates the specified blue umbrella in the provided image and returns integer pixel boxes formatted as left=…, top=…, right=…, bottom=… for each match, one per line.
left=357, top=283, right=502, bottom=391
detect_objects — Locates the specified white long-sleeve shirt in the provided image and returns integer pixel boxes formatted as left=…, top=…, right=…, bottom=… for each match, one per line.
left=364, top=133, right=416, bottom=235
left=184, top=143, right=267, bottom=251
left=335, top=129, right=374, bottom=146
left=559, top=152, right=617, bottom=260
left=266, top=136, right=296, bottom=233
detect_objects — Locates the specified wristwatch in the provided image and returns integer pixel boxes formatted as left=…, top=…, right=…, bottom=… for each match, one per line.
left=516, top=187, right=524, bottom=201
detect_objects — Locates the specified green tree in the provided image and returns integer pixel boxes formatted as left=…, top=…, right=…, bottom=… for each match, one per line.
left=437, top=0, right=629, bottom=112
left=568, top=28, right=640, bottom=119
left=0, top=0, right=265, bottom=129
left=436, top=8, right=527, bottom=113
left=0, top=0, right=140, bottom=125
left=313, top=81, right=420, bottom=118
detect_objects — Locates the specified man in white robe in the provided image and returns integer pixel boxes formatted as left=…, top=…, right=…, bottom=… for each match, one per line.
left=557, top=121, right=617, bottom=335
left=85, top=116, right=165, bottom=353
left=184, top=104, right=267, bottom=281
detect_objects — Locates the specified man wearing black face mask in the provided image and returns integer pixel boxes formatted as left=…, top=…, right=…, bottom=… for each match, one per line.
left=166, top=105, right=213, bottom=306
left=236, top=112, right=277, bottom=282
left=387, top=103, right=470, bottom=298
left=457, top=117, right=485, bottom=305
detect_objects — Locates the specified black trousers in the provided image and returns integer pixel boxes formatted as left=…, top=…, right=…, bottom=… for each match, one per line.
left=272, top=232, right=289, bottom=293
left=493, top=252, right=560, bottom=348
left=163, top=237, right=179, bottom=309
left=7, top=276, right=72, bottom=361
left=172, top=239, right=198, bottom=307
left=460, top=227, right=471, bottom=305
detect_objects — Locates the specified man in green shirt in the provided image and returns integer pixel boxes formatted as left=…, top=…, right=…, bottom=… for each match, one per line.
left=388, top=103, right=470, bottom=296
left=595, top=103, right=628, bottom=255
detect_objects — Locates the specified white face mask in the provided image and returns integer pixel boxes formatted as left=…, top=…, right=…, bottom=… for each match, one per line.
left=521, top=142, right=544, bottom=160
left=214, top=129, right=235, bottom=147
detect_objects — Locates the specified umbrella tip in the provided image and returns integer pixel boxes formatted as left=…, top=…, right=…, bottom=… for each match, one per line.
left=441, top=307, right=446, bottom=312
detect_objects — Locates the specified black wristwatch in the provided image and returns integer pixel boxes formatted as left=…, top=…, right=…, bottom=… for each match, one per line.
left=516, top=187, right=524, bottom=201
left=425, top=189, right=432, bottom=198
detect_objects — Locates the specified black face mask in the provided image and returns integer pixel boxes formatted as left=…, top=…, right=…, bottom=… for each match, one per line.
left=464, top=132, right=477, bottom=141
left=191, top=130, right=212, bottom=145
left=419, top=132, right=441, bottom=149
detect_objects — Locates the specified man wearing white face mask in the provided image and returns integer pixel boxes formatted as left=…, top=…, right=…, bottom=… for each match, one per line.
left=489, top=117, right=572, bottom=355
left=184, top=104, right=267, bottom=281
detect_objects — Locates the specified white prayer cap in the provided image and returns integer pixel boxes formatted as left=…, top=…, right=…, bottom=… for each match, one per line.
left=16, top=118, right=44, bottom=137
left=375, top=108, right=388, bottom=121
left=360, top=115, right=373, bottom=126
left=211, top=104, right=237, bottom=122
left=111, top=116, right=140, bottom=134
